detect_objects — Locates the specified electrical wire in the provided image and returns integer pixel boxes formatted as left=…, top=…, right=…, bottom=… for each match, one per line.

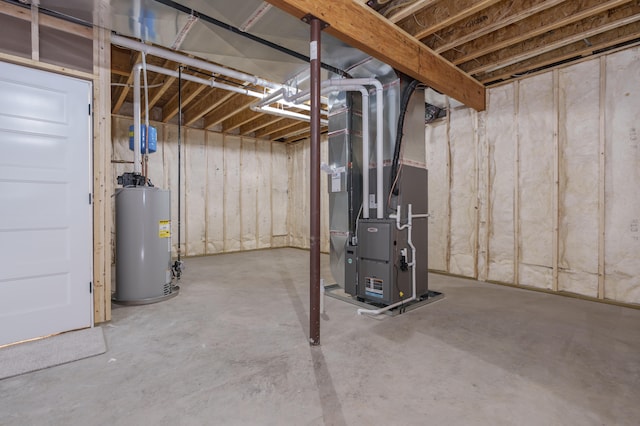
left=389, top=79, right=420, bottom=205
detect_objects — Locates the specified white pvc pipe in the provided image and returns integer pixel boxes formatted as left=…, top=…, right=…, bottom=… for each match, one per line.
left=357, top=204, right=418, bottom=316
left=132, top=63, right=324, bottom=166
left=251, top=105, right=328, bottom=125
left=112, top=34, right=281, bottom=91
left=133, top=63, right=142, bottom=173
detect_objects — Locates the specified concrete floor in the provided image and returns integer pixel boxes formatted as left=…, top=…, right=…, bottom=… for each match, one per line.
left=1, top=248, right=639, bottom=425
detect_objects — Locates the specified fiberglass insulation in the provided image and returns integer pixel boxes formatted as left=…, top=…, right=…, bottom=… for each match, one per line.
left=423, top=46, right=640, bottom=305
left=111, top=117, right=290, bottom=259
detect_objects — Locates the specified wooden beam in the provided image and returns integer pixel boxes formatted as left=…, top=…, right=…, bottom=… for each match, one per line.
left=239, top=114, right=284, bottom=135
left=203, top=94, right=256, bottom=129
left=444, top=0, right=632, bottom=65
left=112, top=51, right=141, bottom=114
left=397, top=0, right=501, bottom=41
left=183, top=88, right=235, bottom=126
left=478, top=21, right=640, bottom=84
left=264, top=0, right=485, bottom=110
left=162, top=80, right=207, bottom=122
left=221, top=109, right=263, bottom=133
left=424, top=0, right=566, bottom=53
left=464, top=2, right=640, bottom=76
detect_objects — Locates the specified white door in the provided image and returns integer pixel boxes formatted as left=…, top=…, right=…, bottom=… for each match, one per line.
left=0, top=62, right=92, bottom=346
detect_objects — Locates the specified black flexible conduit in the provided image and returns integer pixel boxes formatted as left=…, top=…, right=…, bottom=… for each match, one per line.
left=154, top=0, right=349, bottom=77
left=389, top=79, right=420, bottom=197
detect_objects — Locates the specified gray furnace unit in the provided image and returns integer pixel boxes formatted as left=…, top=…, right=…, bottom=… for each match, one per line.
left=328, top=64, right=430, bottom=310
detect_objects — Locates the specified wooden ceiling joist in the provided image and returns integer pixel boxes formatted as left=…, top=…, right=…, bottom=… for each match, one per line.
left=238, top=114, right=285, bottom=136
left=183, top=89, right=235, bottom=126
left=396, top=0, right=502, bottom=41
left=112, top=51, right=141, bottom=114
left=264, top=0, right=486, bottom=111
left=479, top=20, right=640, bottom=84
left=203, top=94, right=257, bottom=129
left=463, top=1, right=640, bottom=76
left=445, top=0, right=632, bottom=66
left=425, top=0, right=566, bottom=54
left=146, top=59, right=178, bottom=112
left=254, top=118, right=302, bottom=139
left=162, top=80, right=207, bottom=122
left=269, top=122, right=310, bottom=141
left=221, top=109, right=264, bottom=133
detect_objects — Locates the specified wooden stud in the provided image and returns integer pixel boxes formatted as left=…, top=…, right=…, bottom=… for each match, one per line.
left=264, top=0, right=486, bottom=111
left=30, top=3, right=39, bottom=61
left=598, top=56, right=607, bottom=299
left=92, top=2, right=112, bottom=323
left=484, top=93, right=492, bottom=282
left=445, top=97, right=452, bottom=273
left=552, top=69, right=560, bottom=292
left=204, top=130, right=209, bottom=255
left=514, top=81, right=520, bottom=285
left=473, top=109, right=480, bottom=280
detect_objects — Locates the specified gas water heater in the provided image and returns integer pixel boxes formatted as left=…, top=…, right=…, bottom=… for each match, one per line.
left=113, top=125, right=178, bottom=305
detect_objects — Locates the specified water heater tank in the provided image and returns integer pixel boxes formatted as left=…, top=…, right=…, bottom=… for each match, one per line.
left=113, top=187, right=176, bottom=304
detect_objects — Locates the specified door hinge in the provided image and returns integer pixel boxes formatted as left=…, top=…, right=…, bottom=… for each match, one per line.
left=89, top=281, right=93, bottom=293
left=89, top=193, right=92, bottom=204
left=88, top=104, right=91, bottom=115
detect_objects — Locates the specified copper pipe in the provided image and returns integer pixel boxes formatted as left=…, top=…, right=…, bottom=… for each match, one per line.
left=309, top=16, right=322, bottom=346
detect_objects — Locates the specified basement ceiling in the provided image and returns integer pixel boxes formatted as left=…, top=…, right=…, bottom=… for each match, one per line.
left=19, top=0, right=640, bottom=141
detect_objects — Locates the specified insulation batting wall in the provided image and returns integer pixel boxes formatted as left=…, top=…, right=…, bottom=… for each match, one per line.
left=286, top=136, right=330, bottom=253
left=426, top=46, right=640, bottom=306
left=111, top=117, right=289, bottom=260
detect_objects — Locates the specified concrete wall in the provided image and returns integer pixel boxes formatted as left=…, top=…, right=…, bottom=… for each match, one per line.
left=427, top=46, right=640, bottom=306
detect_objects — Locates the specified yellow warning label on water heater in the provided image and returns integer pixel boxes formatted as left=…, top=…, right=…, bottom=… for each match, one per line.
left=159, top=220, right=171, bottom=238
